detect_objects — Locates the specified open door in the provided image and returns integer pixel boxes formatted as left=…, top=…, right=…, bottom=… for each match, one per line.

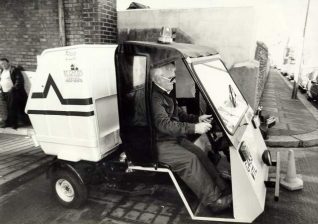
left=115, top=50, right=157, bottom=165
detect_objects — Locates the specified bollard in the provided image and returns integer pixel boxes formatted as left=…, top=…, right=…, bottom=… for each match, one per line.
left=280, top=150, right=303, bottom=190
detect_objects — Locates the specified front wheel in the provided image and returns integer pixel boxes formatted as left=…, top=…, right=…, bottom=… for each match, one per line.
left=51, top=169, right=87, bottom=208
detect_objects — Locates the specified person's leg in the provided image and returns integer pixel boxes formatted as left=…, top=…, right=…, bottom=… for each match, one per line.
left=157, top=141, right=222, bottom=206
left=7, top=91, right=18, bottom=128
left=2, top=92, right=12, bottom=126
left=17, top=90, right=30, bottom=125
left=179, top=138, right=229, bottom=193
left=1, top=92, right=19, bottom=129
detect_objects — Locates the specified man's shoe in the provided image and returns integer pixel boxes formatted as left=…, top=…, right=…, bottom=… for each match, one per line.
left=207, top=194, right=232, bottom=213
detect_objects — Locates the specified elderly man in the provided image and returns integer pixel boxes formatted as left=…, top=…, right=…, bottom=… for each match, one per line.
left=151, top=62, right=232, bottom=213
left=0, top=58, right=28, bottom=129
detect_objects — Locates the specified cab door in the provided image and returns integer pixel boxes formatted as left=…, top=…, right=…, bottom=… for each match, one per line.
left=115, top=51, right=156, bottom=164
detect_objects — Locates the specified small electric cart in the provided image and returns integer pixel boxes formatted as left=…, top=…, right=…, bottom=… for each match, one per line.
left=26, top=41, right=280, bottom=223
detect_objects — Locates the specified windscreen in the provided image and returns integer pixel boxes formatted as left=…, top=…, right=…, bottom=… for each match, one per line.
left=193, top=59, right=248, bottom=133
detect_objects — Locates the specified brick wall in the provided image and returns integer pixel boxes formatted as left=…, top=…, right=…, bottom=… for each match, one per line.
left=0, top=0, right=117, bottom=122
left=64, top=0, right=85, bottom=45
left=0, top=0, right=60, bottom=71
left=83, top=0, right=117, bottom=44
left=0, top=0, right=117, bottom=71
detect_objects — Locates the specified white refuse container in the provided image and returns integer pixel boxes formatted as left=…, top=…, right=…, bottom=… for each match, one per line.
left=26, top=45, right=121, bottom=162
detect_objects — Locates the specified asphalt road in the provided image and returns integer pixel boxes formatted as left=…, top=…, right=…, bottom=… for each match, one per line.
left=0, top=147, right=318, bottom=224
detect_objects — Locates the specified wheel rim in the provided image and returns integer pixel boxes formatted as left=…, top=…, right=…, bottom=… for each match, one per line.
left=55, top=179, right=75, bottom=202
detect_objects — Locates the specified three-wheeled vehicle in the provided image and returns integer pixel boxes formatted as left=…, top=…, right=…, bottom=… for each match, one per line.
left=26, top=40, right=280, bottom=223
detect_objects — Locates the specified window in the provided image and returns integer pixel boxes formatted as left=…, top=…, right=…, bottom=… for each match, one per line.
left=132, top=56, right=147, bottom=88
left=193, top=59, right=248, bottom=133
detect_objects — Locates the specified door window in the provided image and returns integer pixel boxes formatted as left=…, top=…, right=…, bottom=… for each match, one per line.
left=132, top=56, right=147, bottom=88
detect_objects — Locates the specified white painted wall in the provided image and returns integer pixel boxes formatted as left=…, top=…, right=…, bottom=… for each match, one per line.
left=118, top=7, right=258, bottom=68
left=118, top=0, right=318, bottom=70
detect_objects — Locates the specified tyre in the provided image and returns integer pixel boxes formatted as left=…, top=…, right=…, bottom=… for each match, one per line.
left=51, top=169, right=87, bottom=208
left=307, top=95, right=312, bottom=101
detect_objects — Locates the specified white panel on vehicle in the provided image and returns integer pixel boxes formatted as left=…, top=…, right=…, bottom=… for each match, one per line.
left=26, top=45, right=121, bottom=162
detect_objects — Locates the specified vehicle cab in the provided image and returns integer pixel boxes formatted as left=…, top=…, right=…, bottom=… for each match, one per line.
left=115, top=41, right=279, bottom=222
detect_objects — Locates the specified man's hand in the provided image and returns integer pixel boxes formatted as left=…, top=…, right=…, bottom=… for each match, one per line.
left=199, top=114, right=213, bottom=123
left=195, top=122, right=212, bottom=134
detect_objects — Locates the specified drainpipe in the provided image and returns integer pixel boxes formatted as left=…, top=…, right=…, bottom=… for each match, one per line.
left=58, top=0, right=66, bottom=46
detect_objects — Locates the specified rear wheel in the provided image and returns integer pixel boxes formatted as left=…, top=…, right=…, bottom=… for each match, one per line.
left=51, top=169, right=87, bottom=208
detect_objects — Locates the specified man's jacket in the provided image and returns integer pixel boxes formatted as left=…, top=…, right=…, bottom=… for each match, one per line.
left=151, top=84, right=198, bottom=142
left=0, top=66, right=25, bottom=91
left=0, top=66, right=27, bottom=102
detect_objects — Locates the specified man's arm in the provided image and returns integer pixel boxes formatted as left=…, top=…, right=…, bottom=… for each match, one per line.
left=177, top=105, right=199, bottom=123
left=177, top=107, right=213, bottom=134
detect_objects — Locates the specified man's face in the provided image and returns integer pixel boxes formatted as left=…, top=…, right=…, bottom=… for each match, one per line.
left=0, top=60, right=9, bottom=70
left=158, top=65, right=176, bottom=92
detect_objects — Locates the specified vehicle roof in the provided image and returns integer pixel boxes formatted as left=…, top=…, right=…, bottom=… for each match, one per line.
left=117, top=41, right=218, bottom=68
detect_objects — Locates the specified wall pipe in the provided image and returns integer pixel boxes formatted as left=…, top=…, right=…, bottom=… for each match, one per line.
left=58, top=0, right=66, bottom=46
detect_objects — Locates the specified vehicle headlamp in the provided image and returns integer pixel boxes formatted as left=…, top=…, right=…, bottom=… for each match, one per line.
left=262, top=149, right=272, bottom=166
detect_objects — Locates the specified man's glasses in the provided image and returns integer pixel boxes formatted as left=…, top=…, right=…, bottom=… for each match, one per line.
left=161, top=76, right=176, bottom=82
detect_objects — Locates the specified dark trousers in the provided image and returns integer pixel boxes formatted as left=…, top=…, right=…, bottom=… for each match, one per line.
left=179, top=138, right=228, bottom=192
left=2, top=90, right=28, bottom=127
left=157, top=138, right=225, bottom=206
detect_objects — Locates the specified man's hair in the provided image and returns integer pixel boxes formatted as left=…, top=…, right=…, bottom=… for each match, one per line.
left=0, top=58, right=9, bottom=63
left=150, top=62, right=175, bottom=82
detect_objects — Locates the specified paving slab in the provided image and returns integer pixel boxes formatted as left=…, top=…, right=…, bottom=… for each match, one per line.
left=0, top=126, right=34, bottom=136
left=292, top=130, right=318, bottom=147
left=265, top=135, right=300, bottom=147
left=0, top=134, right=54, bottom=195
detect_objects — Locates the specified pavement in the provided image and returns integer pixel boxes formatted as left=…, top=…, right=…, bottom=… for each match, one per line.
left=0, top=67, right=318, bottom=223
left=262, top=68, right=318, bottom=147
